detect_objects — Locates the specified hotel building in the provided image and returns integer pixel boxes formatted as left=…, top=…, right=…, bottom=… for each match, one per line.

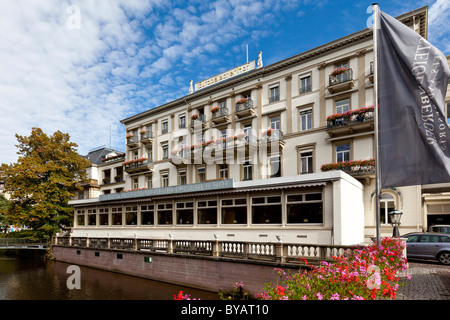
left=69, top=6, right=450, bottom=246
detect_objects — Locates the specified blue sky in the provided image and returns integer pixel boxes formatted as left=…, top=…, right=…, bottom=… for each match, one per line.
left=0, top=0, right=448, bottom=164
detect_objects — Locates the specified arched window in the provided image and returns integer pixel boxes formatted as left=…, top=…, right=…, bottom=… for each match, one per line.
left=380, top=193, right=396, bottom=225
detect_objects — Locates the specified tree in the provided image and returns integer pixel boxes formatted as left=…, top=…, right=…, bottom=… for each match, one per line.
left=0, top=194, right=10, bottom=233
left=0, top=128, right=91, bottom=241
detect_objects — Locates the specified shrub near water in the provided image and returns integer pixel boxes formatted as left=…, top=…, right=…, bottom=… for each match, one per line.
left=256, top=237, right=408, bottom=300
left=174, top=237, right=409, bottom=300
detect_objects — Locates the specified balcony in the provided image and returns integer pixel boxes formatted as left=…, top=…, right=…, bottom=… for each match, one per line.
left=320, top=159, right=375, bottom=178
left=126, top=135, right=139, bottom=148
left=260, top=129, right=285, bottom=150
left=326, top=106, right=374, bottom=138
left=235, top=99, right=255, bottom=118
left=140, top=131, right=153, bottom=145
left=328, top=68, right=354, bottom=94
left=123, top=159, right=154, bottom=174
left=191, top=114, right=207, bottom=130
left=211, top=107, right=230, bottom=124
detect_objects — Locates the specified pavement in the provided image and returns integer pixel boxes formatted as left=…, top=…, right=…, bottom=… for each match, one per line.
left=396, top=259, right=450, bottom=300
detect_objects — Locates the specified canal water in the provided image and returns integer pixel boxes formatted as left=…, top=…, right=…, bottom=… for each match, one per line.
left=0, top=250, right=219, bottom=300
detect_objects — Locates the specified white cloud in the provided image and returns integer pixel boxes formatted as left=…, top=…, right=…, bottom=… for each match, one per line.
left=428, top=0, right=450, bottom=53
left=2, top=0, right=440, bottom=167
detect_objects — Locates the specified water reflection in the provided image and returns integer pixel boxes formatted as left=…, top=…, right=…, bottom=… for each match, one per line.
left=0, top=253, right=218, bottom=300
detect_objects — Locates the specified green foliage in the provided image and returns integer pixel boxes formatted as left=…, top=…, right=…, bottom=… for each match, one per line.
left=0, top=128, right=91, bottom=241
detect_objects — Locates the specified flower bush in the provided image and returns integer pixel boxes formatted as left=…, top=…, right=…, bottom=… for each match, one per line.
left=173, top=290, right=200, bottom=300
left=320, top=158, right=375, bottom=172
left=122, top=157, right=147, bottom=166
left=256, top=237, right=407, bottom=300
left=236, top=98, right=248, bottom=104
left=330, top=66, right=347, bottom=76
left=326, top=106, right=374, bottom=122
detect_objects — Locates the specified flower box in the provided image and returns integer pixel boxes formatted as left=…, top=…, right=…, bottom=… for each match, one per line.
left=330, top=67, right=347, bottom=76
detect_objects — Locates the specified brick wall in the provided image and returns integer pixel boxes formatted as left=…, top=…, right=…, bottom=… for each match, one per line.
left=52, top=246, right=299, bottom=294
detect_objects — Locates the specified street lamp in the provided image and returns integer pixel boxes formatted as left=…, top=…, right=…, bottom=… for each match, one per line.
left=389, top=209, right=403, bottom=237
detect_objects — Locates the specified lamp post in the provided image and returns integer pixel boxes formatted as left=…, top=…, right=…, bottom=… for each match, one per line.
left=389, top=209, right=403, bottom=237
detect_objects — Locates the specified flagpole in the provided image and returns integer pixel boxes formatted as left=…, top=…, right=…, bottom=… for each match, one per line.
left=372, top=3, right=381, bottom=247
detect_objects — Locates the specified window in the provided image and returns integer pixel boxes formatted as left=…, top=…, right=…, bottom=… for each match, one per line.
left=87, top=209, right=96, bottom=226
left=125, top=206, right=137, bottom=225
left=197, top=200, right=217, bottom=224
left=336, top=144, right=350, bottom=162
left=252, top=196, right=282, bottom=224
left=112, top=207, right=123, bottom=225
left=287, top=193, right=323, bottom=224
left=220, top=129, right=227, bottom=148
left=161, top=172, right=169, bottom=187
left=197, top=167, right=205, bottom=182
left=162, top=120, right=168, bottom=134
left=336, top=98, right=350, bottom=114
left=218, top=100, right=226, bottom=109
left=380, top=193, right=396, bottom=225
left=162, top=144, right=169, bottom=159
left=219, top=164, right=228, bottom=179
left=179, top=115, right=186, bottom=129
left=140, top=204, right=154, bottom=225
left=269, top=85, right=279, bottom=102
left=243, top=161, right=252, bottom=181
left=300, top=109, right=312, bottom=131
left=176, top=202, right=193, bottom=224
left=146, top=174, right=152, bottom=189
left=132, top=178, right=138, bottom=189
left=270, top=116, right=280, bottom=130
left=157, top=203, right=173, bottom=225
left=147, top=147, right=153, bottom=162
left=222, top=198, right=247, bottom=224
left=270, top=156, right=281, bottom=178
left=300, top=151, right=314, bottom=174
left=405, top=235, right=419, bottom=243
left=179, top=170, right=187, bottom=185
left=76, top=209, right=85, bottom=226
left=300, top=75, right=311, bottom=94
left=99, top=208, right=109, bottom=225
left=419, top=235, right=440, bottom=243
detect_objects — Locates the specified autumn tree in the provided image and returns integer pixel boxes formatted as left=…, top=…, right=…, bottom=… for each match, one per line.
left=0, top=128, right=91, bottom=241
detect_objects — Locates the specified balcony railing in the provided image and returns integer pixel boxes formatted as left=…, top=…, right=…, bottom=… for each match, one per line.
left=260, top=129, right=285, bottom=150
left=124, top=159, right=154, bottom=173
left=140, top=131, right=153, bottom=144
left=327, top=107, right=374, bottom=129
left=53, top=236, right=360, bottom=265
left=320, top=159, right=375, bottom=176
left=328, top=68, right=354, bottom=94
left=211, top=107, right=230, bottom=124
left=329, top=68, right=353, bottom=86
left=235, top=99, right=255, bottom=118
left=126, top=136, right=139, bottom=147
left=191, top=114, right=207, bottom=129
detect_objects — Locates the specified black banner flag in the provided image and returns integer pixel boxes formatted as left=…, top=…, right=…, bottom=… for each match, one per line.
left=378, top=10, right=450, bottom=188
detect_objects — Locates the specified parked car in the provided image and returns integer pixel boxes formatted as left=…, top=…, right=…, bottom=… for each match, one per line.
left=428, top=225, right=450, bottom=234
left=402, top=232, right=450, bottom=265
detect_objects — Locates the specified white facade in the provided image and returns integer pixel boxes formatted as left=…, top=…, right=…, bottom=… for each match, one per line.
left=69, top=6, right=450, bottom=245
